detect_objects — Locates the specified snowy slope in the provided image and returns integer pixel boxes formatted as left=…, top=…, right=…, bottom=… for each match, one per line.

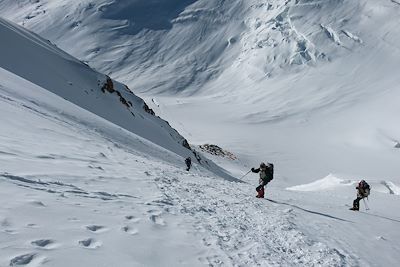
left=0, top=17, right=233, bottom=180
left=1, top=0, right=399, bottom=184
left=0, top=68, right=211, bottom=266
left=0, top=16, right=189, bottom=156
left=1, top=70, right=400, bottom=266
left=1, top=1, right=400, bottom=266
left=2, top=67, right=400, bottom=267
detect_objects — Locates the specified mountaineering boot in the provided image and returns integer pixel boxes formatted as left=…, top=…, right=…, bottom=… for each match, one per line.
left=349, top=206, right=359, bottom=211
left=256, top=187, right=265, bottom=198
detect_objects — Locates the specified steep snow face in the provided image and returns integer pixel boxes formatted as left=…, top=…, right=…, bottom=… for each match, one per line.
left=0, top=67, right=218, bottom=266
left=0, top=17, right=229, bottom=176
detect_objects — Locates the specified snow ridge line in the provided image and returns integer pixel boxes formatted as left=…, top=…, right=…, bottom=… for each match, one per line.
left=391, top=0, right=400, bottom=6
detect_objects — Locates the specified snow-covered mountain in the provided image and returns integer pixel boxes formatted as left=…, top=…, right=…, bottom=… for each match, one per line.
left=1, top=0, right=399, bottom=98
left=1, top=1, right=400, bottom=266
left=1, top=0, right=399, bottom=185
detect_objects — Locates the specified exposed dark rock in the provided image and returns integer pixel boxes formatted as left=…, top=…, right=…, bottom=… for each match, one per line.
left=124, top=85, right=134, bottom=94
left=395, top=142, right=400, bottom=148
left=100, top=76, right=132, bottom=109
left=101, top=76, right=115, bottom=93
left=143, top=102, right=155, bottom=115
left=115, top=91, right=131, bottom=108
left=99, top=77, right=195, bottom=154
left=193, top=150, right=202, bottom=163
left=182, top=139, right=191, bottom=150
left=199, top=144, right=237, bottom=160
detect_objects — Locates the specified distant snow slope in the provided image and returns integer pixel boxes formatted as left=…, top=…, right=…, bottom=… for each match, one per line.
left=0, top=0, right=244, bottom=94
left=1, top=0, right=399, bottom=102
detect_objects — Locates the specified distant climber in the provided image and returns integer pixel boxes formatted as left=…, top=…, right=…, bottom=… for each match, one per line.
left=350, top=180, right=370, bottom=211
left=185, top=157, right=192, bottom=171
left=251, top=162, right=274, bottom=198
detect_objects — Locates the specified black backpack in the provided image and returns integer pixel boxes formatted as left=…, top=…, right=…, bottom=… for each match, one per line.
left=359, top=180, right=370, bottom=190
left=267, top=163, right=274, bottom=181
left=359, top=180, right=370, bottom=196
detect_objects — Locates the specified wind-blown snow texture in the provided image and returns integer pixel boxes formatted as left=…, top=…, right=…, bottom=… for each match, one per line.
left=1, top=0, right=400, bottom=266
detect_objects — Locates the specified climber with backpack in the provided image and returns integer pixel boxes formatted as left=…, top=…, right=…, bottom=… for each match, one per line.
left=350, top=180, right=370, bottom=211
left=185, top=157, right=192, bottom=171
left=251, top=162, right=274, bottom=198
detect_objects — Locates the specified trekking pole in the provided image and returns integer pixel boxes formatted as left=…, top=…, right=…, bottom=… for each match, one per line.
left=363, top=198, right=370, bottom=211
left=239, top=170, right=251, bottom=180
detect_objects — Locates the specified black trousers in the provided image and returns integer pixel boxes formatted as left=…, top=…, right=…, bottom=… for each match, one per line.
left=256, top=185, right=264, bottom=192
left=256, top=180, right=268, bottom=194
left=353, top=197, right=364, bottom=210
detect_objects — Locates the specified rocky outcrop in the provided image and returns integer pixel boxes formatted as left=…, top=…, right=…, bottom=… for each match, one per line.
left=99, top=76, right=194, bottom=153
left=199, top=144, right=237, bottom=160
left=101, top=76, right=115, bottom=93
left=182, top=139, right=191, bottom=150
left=143, top=102, right=155, bottom=116
left=100, top=76, right=132, bottom=109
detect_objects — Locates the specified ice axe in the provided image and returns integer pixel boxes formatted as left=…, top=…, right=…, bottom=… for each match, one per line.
left=239, top=170, right=252, bottom=180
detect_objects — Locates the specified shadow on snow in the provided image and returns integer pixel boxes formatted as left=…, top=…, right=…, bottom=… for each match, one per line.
left=266, top=198, right=354, bottom=223
left=98, top=0, right=198, bottom=35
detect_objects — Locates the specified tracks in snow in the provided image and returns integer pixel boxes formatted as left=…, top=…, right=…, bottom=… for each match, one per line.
left=0, top=173, right=136, bottom=201
left=154, top=167, right=358, bottom=266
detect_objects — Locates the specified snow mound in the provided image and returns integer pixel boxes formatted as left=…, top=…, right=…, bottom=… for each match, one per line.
left=287, top=174, right=352, bottom=192
left=288, top=174, right=400, bottom=195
